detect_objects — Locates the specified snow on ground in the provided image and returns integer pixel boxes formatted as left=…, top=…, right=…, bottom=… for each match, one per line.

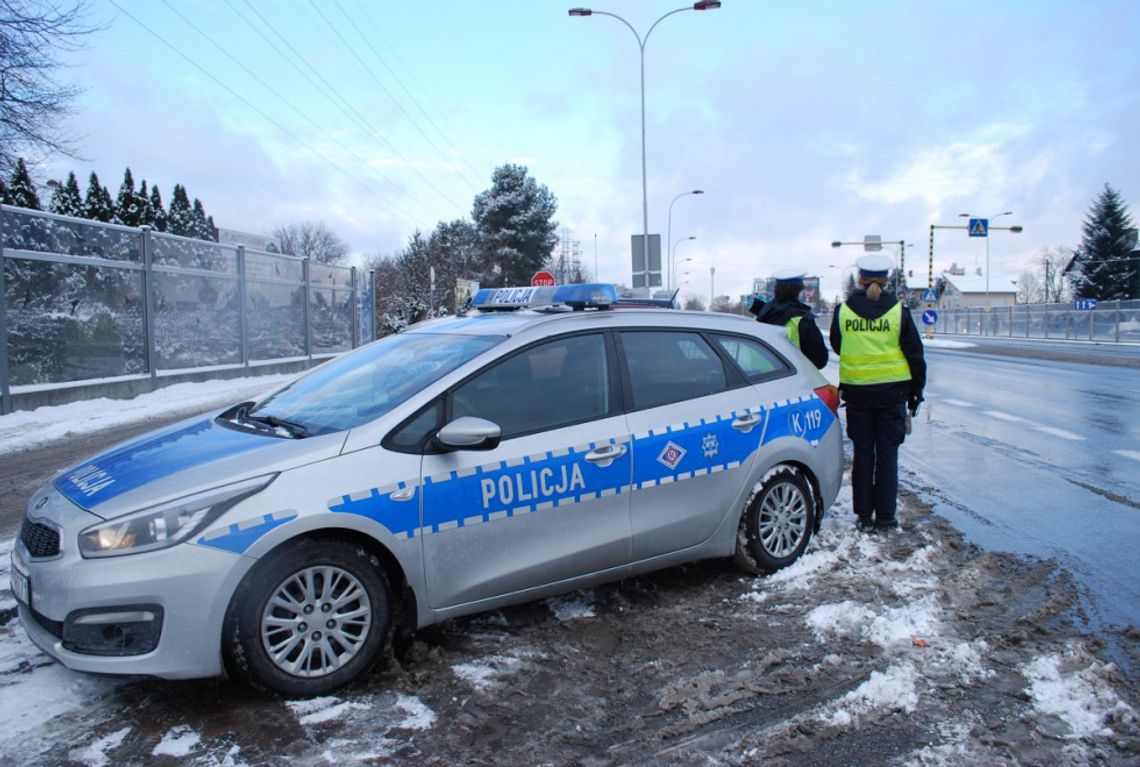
left=0, top=373, right=296, bottom=456
left=0, top=373, right=1133, bottom=764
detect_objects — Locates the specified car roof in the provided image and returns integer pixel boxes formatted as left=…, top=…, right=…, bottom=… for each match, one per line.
left=405, top=307, right=771, bottom=339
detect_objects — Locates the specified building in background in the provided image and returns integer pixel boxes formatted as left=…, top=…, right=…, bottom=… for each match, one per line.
left=938, top=271, right=1019, bottom=308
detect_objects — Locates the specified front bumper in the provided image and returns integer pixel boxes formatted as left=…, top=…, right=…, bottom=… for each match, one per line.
left=14, top=497, right=255, bottom=680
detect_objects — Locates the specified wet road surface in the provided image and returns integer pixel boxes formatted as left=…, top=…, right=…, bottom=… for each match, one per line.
left=902, top=345, right=1140, bottom=640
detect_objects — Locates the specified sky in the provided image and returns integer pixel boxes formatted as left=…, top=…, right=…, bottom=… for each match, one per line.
left=26, top=0, right=1140, bottom=303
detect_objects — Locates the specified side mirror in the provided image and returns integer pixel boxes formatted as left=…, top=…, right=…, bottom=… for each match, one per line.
left=434, top=417, right=502, bottom=452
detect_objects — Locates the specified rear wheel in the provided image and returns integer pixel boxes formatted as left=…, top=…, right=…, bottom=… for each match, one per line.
left=734, top=467, right=815, bottom=575
left=224, top=539, right=392, bottom=696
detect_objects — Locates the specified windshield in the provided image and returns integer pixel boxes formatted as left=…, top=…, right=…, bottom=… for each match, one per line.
left=248, top=332, right=503, bottom=435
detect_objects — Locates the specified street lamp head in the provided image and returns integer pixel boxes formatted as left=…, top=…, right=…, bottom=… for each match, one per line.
left=692, top=189, right=704, bottom=195
left=693, top=0, right=721, bottom=9
left=830, top=241, right=842, bottom=248
left=958, top=213, right=970, bottom=218
left=568, top=8, right=592, bottom=16
left=1010, top=225, right=1024, bottom=233
left=685, top=235, right=696, bottom=241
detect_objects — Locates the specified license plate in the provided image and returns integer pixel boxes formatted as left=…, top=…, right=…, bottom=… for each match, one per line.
left=9, top=564, right=30, bottom=607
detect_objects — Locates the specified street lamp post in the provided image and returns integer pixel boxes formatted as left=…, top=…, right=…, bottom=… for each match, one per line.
left=671, top=236, right=695, bottom=288
left=667, top=189, right=703, bottom=289
left=569, top=4, right=721, bottom=288
left=959, top=211, right=1014, bottom=310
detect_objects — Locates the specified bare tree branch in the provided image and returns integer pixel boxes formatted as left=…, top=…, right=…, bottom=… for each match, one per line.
left=0, top=0, right=102, bottom=172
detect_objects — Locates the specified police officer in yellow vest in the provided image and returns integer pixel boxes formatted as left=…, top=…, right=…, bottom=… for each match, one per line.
left=754, top=269, right=829, bottom=368
left=829, top=254, right=926, bottom=532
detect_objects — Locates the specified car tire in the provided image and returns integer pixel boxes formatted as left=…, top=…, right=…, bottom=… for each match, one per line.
left=733, top=467, right=815, bottom=575
left=224, top=539, right=393, bottom=696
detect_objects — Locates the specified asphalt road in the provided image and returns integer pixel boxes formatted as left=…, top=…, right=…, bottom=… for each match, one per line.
left=902, top=340, right=1140, bottom=647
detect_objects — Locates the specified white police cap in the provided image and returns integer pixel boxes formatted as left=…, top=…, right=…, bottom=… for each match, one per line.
left=856, top=254, right=893, bottom=277
left=772, top=268, right=806, bottom=285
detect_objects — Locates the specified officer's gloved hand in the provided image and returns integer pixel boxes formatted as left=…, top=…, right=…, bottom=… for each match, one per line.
left=908, top=394, right=922, bottom=416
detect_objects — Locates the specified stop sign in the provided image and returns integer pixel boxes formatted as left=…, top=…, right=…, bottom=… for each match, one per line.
left=531, top=270, right=556, bottom=287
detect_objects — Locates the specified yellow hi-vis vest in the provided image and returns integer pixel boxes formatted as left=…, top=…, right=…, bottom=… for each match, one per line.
left=785, top=317, right=801, bottom=348
left=838, top=303, right=911, bottom=385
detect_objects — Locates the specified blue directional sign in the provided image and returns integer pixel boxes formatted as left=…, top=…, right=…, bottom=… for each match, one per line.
left=921, top=310, right=938, bottom=326
left=968, top=218, right=989, bottom=237
left=922, top=288, right=938, bottom=303
left=1075, top=298, right=1097, bottom=310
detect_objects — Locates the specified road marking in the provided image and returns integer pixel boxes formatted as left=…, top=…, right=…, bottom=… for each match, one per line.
left=942, top=399, right=974, bottom=408
left=983, top=410, right=1025, bottom=423
left=1034, top=426, right=1085, bottom=441
left=1114, top=450, right=1140, bottom=463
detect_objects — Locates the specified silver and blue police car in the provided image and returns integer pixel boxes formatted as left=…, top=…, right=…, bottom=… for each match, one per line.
left=11, top=284, right=843, bottom=695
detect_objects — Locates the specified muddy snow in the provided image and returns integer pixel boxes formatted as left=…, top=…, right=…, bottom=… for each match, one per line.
left=2, top=480, right=1137, bottom=766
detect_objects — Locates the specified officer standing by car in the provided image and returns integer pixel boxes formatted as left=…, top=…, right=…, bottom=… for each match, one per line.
left=754, top=269, right=829, bottom=369
left=829, top=254, right=926, bottom=532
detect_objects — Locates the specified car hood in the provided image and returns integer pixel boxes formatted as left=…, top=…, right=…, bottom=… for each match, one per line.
left=53, top=413, right=346, bottom=519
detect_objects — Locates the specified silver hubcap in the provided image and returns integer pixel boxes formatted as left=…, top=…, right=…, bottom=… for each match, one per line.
left=261, top=565, right=372, bottom=678
left=757, top=481, right=808, bottom=558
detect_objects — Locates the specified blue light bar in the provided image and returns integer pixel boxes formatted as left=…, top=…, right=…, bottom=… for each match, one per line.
left=552, top=283, right=617, bottom=309
left=470, top=283, right=617, bottom=311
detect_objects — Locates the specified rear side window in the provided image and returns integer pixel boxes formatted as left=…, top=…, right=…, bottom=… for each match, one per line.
left=451, top=334, right=611, bottom=440
left=620, top=331, right=727, bottom=410
left=713, top=334, right=792, bottom=382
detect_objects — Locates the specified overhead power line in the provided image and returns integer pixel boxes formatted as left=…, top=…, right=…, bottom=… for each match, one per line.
left=158, top=0, right=423, bottom=218
left=237, top=0, right=466, bottom=216
left=106, top=0, right=421, bottom=222
left=333, top=0, right=484, bottom=191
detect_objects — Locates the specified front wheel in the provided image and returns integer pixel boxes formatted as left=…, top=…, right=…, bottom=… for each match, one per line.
left=733, top=467, right=815, bottom=575
left=224, top=539, right=393, bottom=696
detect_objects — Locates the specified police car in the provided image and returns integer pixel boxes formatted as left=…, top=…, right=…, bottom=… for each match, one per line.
left=12, top=284, right=842, bottom=695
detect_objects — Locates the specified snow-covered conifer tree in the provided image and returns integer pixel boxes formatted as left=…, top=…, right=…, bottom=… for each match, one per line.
left=149, top=184, right=167, bottom=232
left=167, top=184, right=192, bottom=236
left=471, top=164, right=558, bottom=286
left=83, top=171, right=113, bottom=221
left=1073, top=184, right=1137, bottom=300
left=114, top=167, right=141, bottom=226
left=49, top=171, right=84, bottom=217
left=7, top=158, right=42, bottom=209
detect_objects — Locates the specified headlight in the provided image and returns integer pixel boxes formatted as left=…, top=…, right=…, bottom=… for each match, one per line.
left=78, top=475, right=276, bottom=558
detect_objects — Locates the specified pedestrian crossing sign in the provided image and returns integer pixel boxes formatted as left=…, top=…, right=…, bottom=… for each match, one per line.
left=968, top=218, right=989, bottom=237
left=922, top=288, right=938, bottom=302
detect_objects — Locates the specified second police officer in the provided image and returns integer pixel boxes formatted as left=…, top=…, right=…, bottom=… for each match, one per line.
left=753, top=269, right=829, bottom=369
left=829, top=254, right=926, bottom=532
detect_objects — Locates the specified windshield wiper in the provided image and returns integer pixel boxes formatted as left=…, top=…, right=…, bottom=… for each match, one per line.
left=244, top=413, right=310, bottom=439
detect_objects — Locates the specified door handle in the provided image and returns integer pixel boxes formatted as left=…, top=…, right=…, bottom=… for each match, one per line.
left=732, top=413, right=762, bottom=433
left=584, top=443, right=627, bottom=468
left=389, top=486, right=416, bottom=502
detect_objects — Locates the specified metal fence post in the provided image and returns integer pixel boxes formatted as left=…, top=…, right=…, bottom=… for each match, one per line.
left=303, top=257, right=312, bottom=358
left=141, top=226, right=159, bottom=389
left=1116, top=301, right=1121, bottom=343
left=237, top=245, right=249, bottom=368
left=350, top=266, right=359, bottom=348
left=0, top=204, right=11, bottom=415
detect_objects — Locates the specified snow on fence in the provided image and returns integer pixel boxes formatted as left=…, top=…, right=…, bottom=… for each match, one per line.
left=1, top=205, right=374, bottom=414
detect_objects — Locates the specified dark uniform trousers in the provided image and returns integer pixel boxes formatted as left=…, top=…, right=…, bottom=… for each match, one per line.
left=845, top=401, right=908, bottom=522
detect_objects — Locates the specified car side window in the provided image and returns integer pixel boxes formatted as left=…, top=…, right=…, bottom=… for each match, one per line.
left=621, top=331, right=728, bottom=410
left=712, top=334, right=792, bottom=382
left=451, top=333, right=610, bottom=440
left=384, top=398, right=443, bottom=453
